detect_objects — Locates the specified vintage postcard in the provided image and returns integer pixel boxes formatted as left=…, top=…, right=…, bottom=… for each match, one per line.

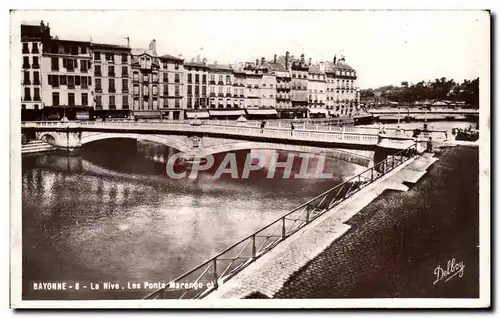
left=10, top=9, right=490, bottom=309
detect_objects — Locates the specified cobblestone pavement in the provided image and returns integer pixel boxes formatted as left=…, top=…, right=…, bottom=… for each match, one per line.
left=274, top=146, right=479, bottom=298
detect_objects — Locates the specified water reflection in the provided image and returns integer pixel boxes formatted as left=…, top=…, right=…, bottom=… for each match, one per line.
left=22, top=139, right=363, bottom=300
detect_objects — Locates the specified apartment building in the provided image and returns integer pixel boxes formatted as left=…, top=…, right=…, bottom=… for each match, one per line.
left=324, top=55, right=358, bottom=116
left=92, top=43, right=131, bottom=118
left=21, top=21, right=51, bottom=121
left=159, top=54, right=185, bottom=120
left=307, top=64, right=327, bottom=117
left=41, top=37, right=93, bottom=120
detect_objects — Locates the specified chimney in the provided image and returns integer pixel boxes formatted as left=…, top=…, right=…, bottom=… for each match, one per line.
left=309, top=57, right=312, bottom=65
left=149, top=39, right=157, bottom=55
left=333, top=54, right=337, bottom=65
left=274, top=54, right=277, bottom=63
left=261, top=57, right=265, bottom=65
left=255, top=58, right=259, bottom=66
left=285, top=51, right=290, bottom=69
left=301, top=53, right=305, bottom=64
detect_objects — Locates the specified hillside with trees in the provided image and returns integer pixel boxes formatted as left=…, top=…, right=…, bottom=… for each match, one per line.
left=360, top=77, right=479, bottom=108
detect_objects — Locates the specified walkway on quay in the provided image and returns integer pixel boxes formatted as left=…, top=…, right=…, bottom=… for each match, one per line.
left=206, top=150, right=440, bottom=299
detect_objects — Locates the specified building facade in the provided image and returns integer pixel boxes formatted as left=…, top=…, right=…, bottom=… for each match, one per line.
left=92, top=43, right=131, bottom=118
left=159, top=54, right=185, bottom=120
left=41, top=38, right=93, bottom=120
left=20, top=21, right=359, bottom=121
left=21, top=21, right=51, bottom=121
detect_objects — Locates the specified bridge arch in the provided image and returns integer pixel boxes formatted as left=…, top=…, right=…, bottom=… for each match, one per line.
left=189, top=141, right=374, bottom=167
left=80, top=132, right=192, bottom=153
left=39, top=133, right=56, bottom=145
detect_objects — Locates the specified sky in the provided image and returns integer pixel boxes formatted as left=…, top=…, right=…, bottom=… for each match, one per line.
left=13, top=10, right=489, bottom=88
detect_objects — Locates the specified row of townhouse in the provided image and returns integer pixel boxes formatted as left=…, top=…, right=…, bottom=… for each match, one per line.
left=21, top=21, right=360, bottom=121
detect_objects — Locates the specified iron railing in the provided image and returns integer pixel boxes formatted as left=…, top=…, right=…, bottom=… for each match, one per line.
left=143, top=142, right=420, bottom=300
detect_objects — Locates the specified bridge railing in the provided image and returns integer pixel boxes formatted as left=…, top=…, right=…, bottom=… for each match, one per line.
left=143, top=142, right=420, bottom=300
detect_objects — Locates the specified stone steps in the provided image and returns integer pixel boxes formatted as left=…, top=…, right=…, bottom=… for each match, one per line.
left=21, top=141, right=56, bottom=154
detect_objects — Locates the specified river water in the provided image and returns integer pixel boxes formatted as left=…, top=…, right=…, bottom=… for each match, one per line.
left=22, top=140, right=364, bottom=300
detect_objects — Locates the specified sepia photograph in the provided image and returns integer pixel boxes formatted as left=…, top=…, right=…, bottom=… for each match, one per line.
left=9, top=8, right=491, bottom=309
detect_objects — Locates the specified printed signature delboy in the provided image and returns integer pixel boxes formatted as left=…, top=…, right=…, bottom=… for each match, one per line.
left=433, top=258, right=465, bottom=285
left=32, top=281, right=215, bottom=291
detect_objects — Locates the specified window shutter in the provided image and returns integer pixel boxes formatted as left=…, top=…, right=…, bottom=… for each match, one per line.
left=48, top=75, right=52, bottom=85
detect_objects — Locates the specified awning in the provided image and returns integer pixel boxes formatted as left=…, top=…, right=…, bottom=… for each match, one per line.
left=76, top=111, right=89, bottom=120
left=246, top=109, right=278, bottom=115
left=308, top=108, right=329, bottom=115
left=208, top=110, right=245, bottom=116
left=185, top=111, right=210, bottom=119
left=133, top=111, right=161, bottom=118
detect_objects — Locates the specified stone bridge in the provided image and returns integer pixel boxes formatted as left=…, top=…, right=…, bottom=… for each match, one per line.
left=22, top=121, right=432, bottom=167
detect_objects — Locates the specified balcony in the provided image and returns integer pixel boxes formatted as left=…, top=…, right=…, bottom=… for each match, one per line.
left=175, top=80, right=180, bottom=84
left=22, top=47, right=29, bottom=54
left=240, top=94, right=245, bottom=98
left=226, top=82, right=232, bottom=86
left=122, top=88, right=129, bottom=93
left=218, top=81, right=224, bottom=85
left=34, top=96, right=41, bottom=101
left=22, top=80, right=31, bottom=85
left=254, top=85, right=259, bottom=88
left=22, top=64, right=30, bottom=69
left=122, top=73, right=128, bottom=77
left=209, top=92, right=216, bottom=97
left=33, top=80, right=40, bottom=85
left=218, top=93, right=224, bottom=97
left=32, top=64, right=40, bottom=69
left=23, top=96, right=32, bottom=101
left=209, top=80, right=216, bottom=84
left=226, top=93, right=232, bottom=97
left=95, top=87, right=102, bottom=93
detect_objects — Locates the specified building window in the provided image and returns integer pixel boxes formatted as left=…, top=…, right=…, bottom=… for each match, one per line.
left=109, top=96, right=116, bottom=109
left=143, top=85, right=149, bottom=96
left=143, top=74, right=148, bottom=82
left=81, top=76, right=88, bottom=89
left=68, top=76, right=75, bottom=89
left=163, top=84, right=168, bottom=96
left=143, top=100, right=148, bottom=110
left=195, top=74, right=200, bottom=83
left=95, top=65, right=101, bottom=77
left=133, top=98, right=139, bottom=109
left=133, top=85, right=139, bottom=95
left=22, top=43, right=29, bottom=54
left=95, top=95, right=102, bottom=108
left=82, top=93, right=88, bottom=106
left=23, top=56, right=29, bottom=69
left=122, top=66, right=128, bottom=77
left=175, top=85, right=180, bottom=96
left=107, top=79, right=115, bottom=93
left=202, top=86, right=207, bottom=96
left=175, top=73, right=180, bottom=83
left=133, top=72, right=139, bottom=81
left=68, top=93, right=75, bottom=106
left=226, top=75, right=231, bottom=85
left=33, top=71, right=40, bottom=85
left=24, top=87, right=31, bottom=101
left=122, top=95, right=129, bottom=109
left=51, top=57, right=59, bottom=71
left=152, top=73, right=158, bottom=83
left=121, top=53, right=128, bottom=64
left=23, top=71, right=30, bottom=85
left=187, top=73, right=192, bottom=83
left=153, top=85, right=158, bottom=95
left=109, top=65, right=115, bottom=77
left=153, top=98, right=158, bottom=109
left=75, top=76, right=81, bottom=86
left=94, top=52, right=100, bottom=61
left=105, top=53, right=114, bottom=63
left=187, top=97, right=192, bottom=108
left=32, top=56, right=39, bottom=68
left=195, top=85, right=200, bottom=96
left=174, top=63, right=179, bottom=70
left=95, top=78, right=102, bottom=92
left=175, top=98, right=180, bottom=108
left=122, top=79, right=128, bottom=92
left=52, top=92, right=59, bottom=106
left=202, top=74, right=207, bottom=84
left=30, top=43, right=38, bottom=54
left=187, top=85, right=192, bottom=95
left=34, top=87, right=40, bottom=101
left=218, top=75, right=223, bottom=83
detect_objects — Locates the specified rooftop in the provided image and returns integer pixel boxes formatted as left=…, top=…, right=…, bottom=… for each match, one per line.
left=159, top=54, right=184, bottom=62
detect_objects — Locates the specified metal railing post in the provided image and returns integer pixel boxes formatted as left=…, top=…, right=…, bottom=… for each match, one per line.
left=306, top=209, right=310, bottom=223
left=252, top=235, right=256, bottom=259
left=213, top=258, right=218, bottom=289
left=282, top=218, right=286, bottom=239
left=392, top=156, right=395, bottom=169
left=371, top=166, right=374, bottom=182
